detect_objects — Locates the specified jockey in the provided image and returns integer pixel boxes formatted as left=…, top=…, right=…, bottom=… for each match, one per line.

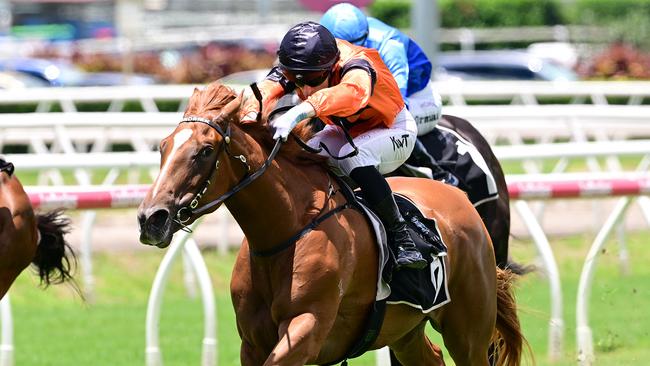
left=320, top=3, right=457, bottom=185
left=241, top=21, right=427, bottom=270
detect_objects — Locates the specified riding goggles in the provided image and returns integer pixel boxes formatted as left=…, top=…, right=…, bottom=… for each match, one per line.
left=281, top=68, right=330, bottom=88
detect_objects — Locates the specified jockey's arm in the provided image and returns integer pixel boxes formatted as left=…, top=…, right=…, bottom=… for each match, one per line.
left=240, top=72, right=287, bottom=123
left=305, top=68, right=372, bottom=119
left=381, top=39, right=410, bottom=100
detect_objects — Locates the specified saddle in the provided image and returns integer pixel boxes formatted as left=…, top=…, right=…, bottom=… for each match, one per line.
left=328, top=175, right=450, bottom=364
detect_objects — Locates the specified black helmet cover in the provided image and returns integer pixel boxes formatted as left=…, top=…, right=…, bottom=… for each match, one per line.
left=278, top=21, right=340, bottom=73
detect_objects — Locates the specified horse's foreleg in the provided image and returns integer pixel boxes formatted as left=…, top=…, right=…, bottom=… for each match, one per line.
left=264, top=312, right=327, bottom=366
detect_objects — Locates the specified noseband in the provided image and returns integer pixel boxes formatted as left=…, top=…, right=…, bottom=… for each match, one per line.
left=173, top=84, right=282, bottom=231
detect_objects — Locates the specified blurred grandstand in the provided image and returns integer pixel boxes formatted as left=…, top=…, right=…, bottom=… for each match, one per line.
left=0, top=0, right=647, bottom=86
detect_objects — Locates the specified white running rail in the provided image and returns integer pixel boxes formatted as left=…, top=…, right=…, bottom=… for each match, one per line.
left=1, top=173, right=647, bottom=365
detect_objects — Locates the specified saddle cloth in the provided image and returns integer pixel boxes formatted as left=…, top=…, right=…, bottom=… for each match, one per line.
left=354, top=191, right=450, bottom=313
left=417, top=125, right=498, bottom=207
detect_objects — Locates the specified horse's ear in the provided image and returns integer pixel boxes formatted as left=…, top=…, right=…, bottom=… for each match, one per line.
left=183, top=87, right=203, bottom=115
left=219, top=94, right=241, bottom=121
left=190, top=87, right=202, bottom=100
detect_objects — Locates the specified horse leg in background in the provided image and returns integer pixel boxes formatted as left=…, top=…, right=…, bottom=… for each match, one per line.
left=389, top=321, right=445, bottom=365
left=474, top=199, right=510, bottom=270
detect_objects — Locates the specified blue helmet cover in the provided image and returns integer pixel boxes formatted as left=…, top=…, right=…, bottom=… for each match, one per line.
left=320, top=3, right=369, bottom=45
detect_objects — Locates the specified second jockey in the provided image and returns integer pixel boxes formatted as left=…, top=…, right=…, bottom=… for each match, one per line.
left=320, top=3, right=457, bottom=185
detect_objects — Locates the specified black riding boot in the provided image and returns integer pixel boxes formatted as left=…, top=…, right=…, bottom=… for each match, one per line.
left=350, top=166, right=428, bottom=270
left=373, top=195, right=428, bottom=270
left=407, top=139, right=459, bottom=186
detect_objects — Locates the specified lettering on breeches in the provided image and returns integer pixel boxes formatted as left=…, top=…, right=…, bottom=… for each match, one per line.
left=390, top=134, right=411, bottom=151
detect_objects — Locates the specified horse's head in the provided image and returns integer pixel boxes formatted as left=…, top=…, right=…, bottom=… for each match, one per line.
left=138, top=82, right=246, bottom=247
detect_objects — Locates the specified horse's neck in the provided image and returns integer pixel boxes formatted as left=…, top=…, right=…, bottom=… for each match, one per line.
left=225, top=155, right=330, bottom=251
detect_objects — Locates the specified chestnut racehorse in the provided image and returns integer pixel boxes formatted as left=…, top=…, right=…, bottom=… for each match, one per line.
left=138, top=83, right=525, bottom=365
left=0, top=161, right=76, bottom=299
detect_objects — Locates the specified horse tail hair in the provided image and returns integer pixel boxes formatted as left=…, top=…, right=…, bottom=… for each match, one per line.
left=491, top=268, right=531, bottom=366
left=505, top=259, right=535, bottom=276
left=32, top=209, right=77, bottom=287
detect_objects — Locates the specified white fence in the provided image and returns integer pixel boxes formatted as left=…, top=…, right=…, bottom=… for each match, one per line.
left=1, top=81, right=650, bottom=113
left=1, top=172, right=647, bottom=366
left=1, top=105, right=650, bottom=155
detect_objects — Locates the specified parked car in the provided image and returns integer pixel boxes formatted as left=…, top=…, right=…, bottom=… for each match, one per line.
left=434, top=50, right=579, bottom=81
left=0, top=71, right=50, bottom=89
left=0, top=57, right=158, bottom=87
left=217, top=49, right=579, bottom=87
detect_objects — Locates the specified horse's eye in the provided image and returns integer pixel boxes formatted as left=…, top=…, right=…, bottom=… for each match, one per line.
left=199, top=146, right=214, bottom=159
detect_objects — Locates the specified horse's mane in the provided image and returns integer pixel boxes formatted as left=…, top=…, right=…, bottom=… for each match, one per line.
left=184, top=82, right=237, bottom=118
left=186, top=81, right=328, bottom=167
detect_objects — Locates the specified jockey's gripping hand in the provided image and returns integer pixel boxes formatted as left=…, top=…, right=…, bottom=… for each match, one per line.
left=271, top=102, right=316, bottom=141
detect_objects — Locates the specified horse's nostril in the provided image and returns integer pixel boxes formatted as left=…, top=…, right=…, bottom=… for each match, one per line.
left=147, top=209, right=170, bottom=230
left=139, top=208, right=172, bottom=245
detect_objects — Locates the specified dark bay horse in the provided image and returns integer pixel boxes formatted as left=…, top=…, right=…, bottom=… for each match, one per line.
left=0, top=160, right=76, bottom=299
left=138, top=82, right=526, bottom=365
left=425, top=115, right=512, bottom=271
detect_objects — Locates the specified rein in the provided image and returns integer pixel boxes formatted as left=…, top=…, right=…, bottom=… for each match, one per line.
left=173, top=82, right=355, bottom=257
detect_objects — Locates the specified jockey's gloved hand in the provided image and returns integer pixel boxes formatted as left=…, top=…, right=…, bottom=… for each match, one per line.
left=271, top=102, right=316, bottom=141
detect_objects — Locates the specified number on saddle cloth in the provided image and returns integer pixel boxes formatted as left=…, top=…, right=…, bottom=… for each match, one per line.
left=0, top=159, right=14, bottom=176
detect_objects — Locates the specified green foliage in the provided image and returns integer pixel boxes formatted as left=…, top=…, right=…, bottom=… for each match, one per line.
left=368, top=0, right=566, bottom=29
left=567, top=0, right=650, bottom=50
left=439, top=0, right=564, bottom=28
left=567, top=0, right=650, bottom=25
left=368, top=0, right=412, bottom=29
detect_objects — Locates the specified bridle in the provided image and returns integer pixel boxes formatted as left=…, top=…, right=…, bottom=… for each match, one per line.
left=169, top=82, right=355, bottom=258
left=173, top=84, right=282, bottom=232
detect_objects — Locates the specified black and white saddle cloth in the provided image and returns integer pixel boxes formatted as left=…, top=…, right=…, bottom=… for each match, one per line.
left=354, top=191, right=450, bottom=313
left=416, top=125, right=498, bottom=207
left=0, top=159, right=14, bottom=176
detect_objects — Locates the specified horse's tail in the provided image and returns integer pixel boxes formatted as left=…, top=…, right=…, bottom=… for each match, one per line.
left=506, top=259, right=535, bottom=276
left=491, top=268, right=531, bottom=366
left=32, top=209, right=77, bottom=287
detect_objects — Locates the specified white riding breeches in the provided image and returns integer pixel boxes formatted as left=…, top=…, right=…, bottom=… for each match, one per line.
left=308, top=107, right=417, bottom=176
left=407, top=80, right=442, bottom=136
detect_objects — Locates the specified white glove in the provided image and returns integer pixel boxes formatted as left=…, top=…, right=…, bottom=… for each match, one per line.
left=271, top=102, right=316, bottom=141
